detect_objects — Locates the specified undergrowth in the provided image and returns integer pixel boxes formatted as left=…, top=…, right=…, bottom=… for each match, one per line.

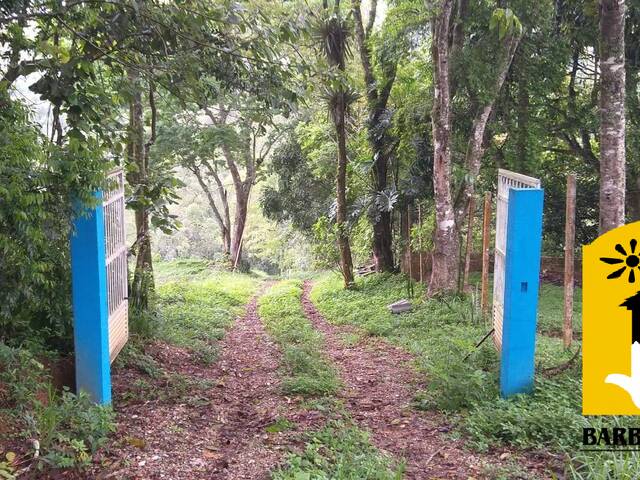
left=0, top=343, right=114, bottom=474
left=258, top=280, right=340, bottom=396
left=259, top=280, right=405, bottom=477
left=272, top=415, right=405, bottom=480
left=152, top=269, right=259, bottom=363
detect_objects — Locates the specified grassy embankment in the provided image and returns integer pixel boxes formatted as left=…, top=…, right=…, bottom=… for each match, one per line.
left=258, top=280, right=405, bottom=479
left=310, top=272, right=631, bottom=478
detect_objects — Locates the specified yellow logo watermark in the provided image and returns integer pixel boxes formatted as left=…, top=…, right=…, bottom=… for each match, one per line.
left=583, top=221, right=640, bottom=414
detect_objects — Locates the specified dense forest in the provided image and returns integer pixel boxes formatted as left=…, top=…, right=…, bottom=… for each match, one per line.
left=0, top=0, right=636, bottom=478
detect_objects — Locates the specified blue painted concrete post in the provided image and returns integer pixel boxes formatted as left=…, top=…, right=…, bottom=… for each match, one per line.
left=500, top=187, right=544, bottom=398
left=70, top=192, right=111, bottom=404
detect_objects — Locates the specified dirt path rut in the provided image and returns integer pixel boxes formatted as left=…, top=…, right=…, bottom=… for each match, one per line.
left=95, top=286, right=315, bottom=480
left=300, top=280, right=539, bottom=479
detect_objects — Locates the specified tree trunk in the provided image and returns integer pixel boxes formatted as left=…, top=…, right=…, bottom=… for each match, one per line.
left=516, top=63, right=529, bottom=172
left=230, top=181, right=251, bottom=270
left=455, top=32, right=521, bottom=224
left=599, top=0, right=626, bottom=234
left=429, top=0, right=458, bottom=295
left=127, top=73, right=154, bottom=310
left=351, top=0, right=396, bottom=272
left=336, top=92, right=355, bottom=287
left=371, top=137, right=394, bottom=271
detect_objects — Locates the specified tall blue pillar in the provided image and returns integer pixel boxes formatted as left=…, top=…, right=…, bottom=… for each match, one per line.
left=500, top=187, right=544, bottom=398
left=70, top=192, right=111, bottom=404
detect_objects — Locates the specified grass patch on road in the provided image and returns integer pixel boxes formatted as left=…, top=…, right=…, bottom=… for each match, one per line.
left=273, top=417, right=404, bottom=480
left=258, top=280, right=339, bottom=396
left=259, top=280, right=405, bottom=478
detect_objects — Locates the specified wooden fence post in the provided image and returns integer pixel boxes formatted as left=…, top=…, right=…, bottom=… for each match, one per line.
left=481, top=192, right=492, bottom=316
left=463, top=195, right=476, bottom=289
left=407, top=206, right=413, bottom=281
left=564, top=174, right=576, bottom=348
left=418, top=203, right=423, bottom=283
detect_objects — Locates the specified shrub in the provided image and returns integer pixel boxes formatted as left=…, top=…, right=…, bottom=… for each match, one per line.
left=25, top=389, right=115, bottom=470
left=0, top=343, right=115, bottom=471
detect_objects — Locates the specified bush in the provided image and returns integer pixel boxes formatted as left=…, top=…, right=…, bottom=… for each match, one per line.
left=463, top=373, right=585, bottom=452
left=25, top=389, right=115, bottom=470
left=0, top=92, right=108, bottom=353
left=0, top=343, right=115, bottom=471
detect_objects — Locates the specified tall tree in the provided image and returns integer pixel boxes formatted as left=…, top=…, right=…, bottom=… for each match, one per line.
left=428, top=2, right=523, bottom=294
left=429, top=0, right=458, bottom=294
left=599, top=0, right=626, bottom=233
left=351, top=0, right=397, bottom=272
left=126, top=72, right=157, bottom=311
left=454, top=9, right=522, bottom=222
left=313, top=1, right=356, bottom=287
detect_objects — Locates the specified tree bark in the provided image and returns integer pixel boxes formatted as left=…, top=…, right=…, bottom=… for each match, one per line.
left=429, top=0, right=458, bottom=295
left=599, top=0, right=626, bottom=233
left=127, top=72, right=154, bottom=310
left=335, top=91, right=355, bottom=287
left=352, top=0, right=396, bottom=272
left=230, top=180, right=251, bottom=269
left=455, top=31, right=521, bottom=224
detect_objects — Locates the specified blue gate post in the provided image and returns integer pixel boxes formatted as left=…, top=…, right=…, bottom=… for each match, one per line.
left=70, top=192, right=111, bottom=404
left=500, top=187, right=544, bottom=398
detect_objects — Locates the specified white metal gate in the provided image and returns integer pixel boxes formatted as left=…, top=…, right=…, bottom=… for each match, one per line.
left=493, top=169, right=541, bottom=350
left=104, top=168, right=128, bottom=362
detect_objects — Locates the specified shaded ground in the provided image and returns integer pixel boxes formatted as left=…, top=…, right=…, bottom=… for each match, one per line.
left=90, top=288, right=321, bottom=480
left=300, top=280, right=553, bottom=479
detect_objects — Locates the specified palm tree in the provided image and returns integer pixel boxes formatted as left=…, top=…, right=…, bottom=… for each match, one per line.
left=313, top=2, right=356, bottom=287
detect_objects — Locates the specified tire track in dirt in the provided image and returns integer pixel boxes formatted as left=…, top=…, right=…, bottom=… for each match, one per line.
left=93, top=284, right=319, bottom=480
left=299, top=280, right=546, bottom=480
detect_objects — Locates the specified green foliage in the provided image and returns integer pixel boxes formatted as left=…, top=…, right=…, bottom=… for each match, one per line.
left=463, top=372, right=583, bottom=452
left=568, top=416, right=640, bottom=479
left=258, top=281, right=339, bottom=396
left=273, top=419, right=404, bottom=480
left=311, top=216, right=342, bottom=270
left=0, top=343, right=114, bottom=471
left=0, top=93, right=108, bottom=352
left=310, top=274, right=585, bottom=466
left=409, top=203, right=435, bottom=253
left=261, top=132, right=334, bottom=232
left=26, top=389, right=115, bottom=470
left=489, top=8, right=523, bottom=40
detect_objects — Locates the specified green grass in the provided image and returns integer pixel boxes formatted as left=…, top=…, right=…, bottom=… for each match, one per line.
left=272, top=417, right=405, bottom=480
left=536, top=281, right=583, bottom=336
left=154, top=258, right=218, bottom=284
left=310, top=272, right=586, bottom=475
left=258, top=280, right=404, bottom=477
left=258, top=280, right=340, bottom=396
left=155, top=269, right=259, bottom=363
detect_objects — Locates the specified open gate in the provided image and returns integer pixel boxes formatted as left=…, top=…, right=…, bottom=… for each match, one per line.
left=104, top=169, right=128, bottom=362
left=493, top=169, right=541, bottom=350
